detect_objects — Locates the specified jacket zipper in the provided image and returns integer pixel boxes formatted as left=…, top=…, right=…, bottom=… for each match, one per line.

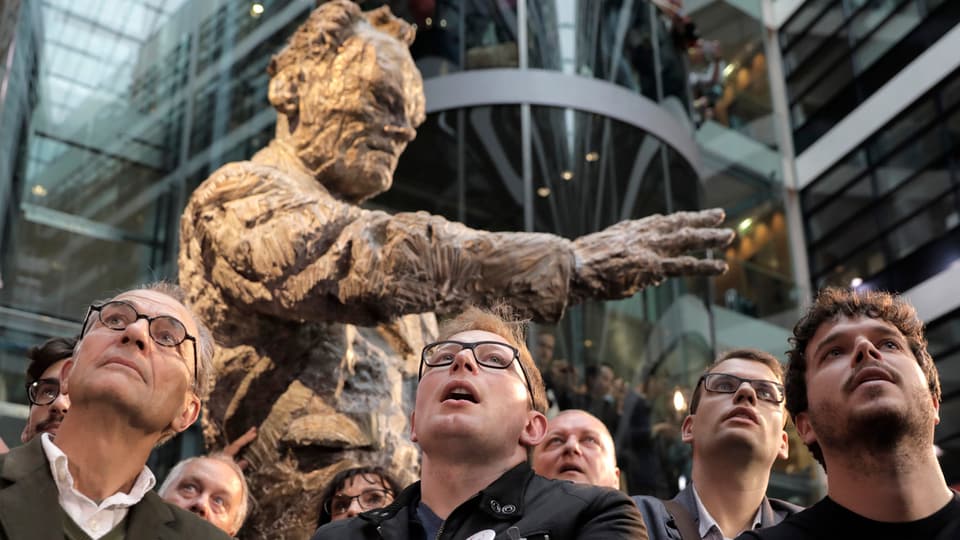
left=435, top=522, right=445, bottom=540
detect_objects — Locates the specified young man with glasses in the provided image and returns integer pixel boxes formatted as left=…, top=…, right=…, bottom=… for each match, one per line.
left=312, top=305, right=647, bottom=539
left=635, top=349, right=801, bottom=540
left=0, top=283, right=230, bottom=539
left=740, top=289, right=960, bottom=539
left=18, top=336, right=75, bottom=446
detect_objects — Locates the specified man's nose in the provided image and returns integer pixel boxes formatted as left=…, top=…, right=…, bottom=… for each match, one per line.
left=449, top=349, right=479, bottom=374
left=733, top=381, right=758, bottom=405
left=562, top=435, right=582, bottom=455
left=121, top=318, right=150, bottom=351
left=189, top=496, right=210, bottom=518
left=853, top=337, right=882, bottom=365
left=50, top=391, right=70, bottom=414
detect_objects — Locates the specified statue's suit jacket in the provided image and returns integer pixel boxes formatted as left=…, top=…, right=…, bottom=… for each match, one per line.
left=0, top=437, right=230, bottom=540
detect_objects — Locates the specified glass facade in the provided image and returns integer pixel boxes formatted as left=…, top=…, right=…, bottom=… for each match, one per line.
left=802, top=64, right=960, bottom=294
left=781, top=0, right=960, bottom=153
left=1, top=0, right=809, bottom=501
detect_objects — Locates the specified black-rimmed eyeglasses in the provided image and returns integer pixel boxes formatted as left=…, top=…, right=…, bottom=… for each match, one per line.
left=80, top=300, right=198, bottom=383
left=325, top=488, right=394, bottom=517
left=698, top=373, right=784, bottom=404
left=25, top=378, right=60, bottom=406
left=419, top=340, right=534, bottom=401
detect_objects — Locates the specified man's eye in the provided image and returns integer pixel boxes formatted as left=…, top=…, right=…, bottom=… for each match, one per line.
left=481, top=353, right=508, bottom=366
left=545, top=437, right=564, bottom=448
left=882, top=340, right=900, bottom=349
left=180, top=483, right=197, bottom=494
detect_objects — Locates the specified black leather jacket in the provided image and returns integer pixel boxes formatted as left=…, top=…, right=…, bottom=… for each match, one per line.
left=312, top=462, right=647, bottom=540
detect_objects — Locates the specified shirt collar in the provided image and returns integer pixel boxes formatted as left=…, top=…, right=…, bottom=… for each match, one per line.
left=40, top=432, right=156, bottom=507
left=691, top=484, right=762, bottom=539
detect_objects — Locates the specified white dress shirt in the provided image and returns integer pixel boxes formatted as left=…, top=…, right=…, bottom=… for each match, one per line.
left=41, top=433, right=156, bottom=539
left=691, top=484, right=763, bottom=540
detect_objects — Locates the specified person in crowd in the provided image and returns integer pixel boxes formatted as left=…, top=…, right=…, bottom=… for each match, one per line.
left=581, top=363, right=620, bottom=433
left=740, top=288, right=960, bottom=539
left=317, top=466, right=401, bottom=526
left=22, top=336, right=75, bottom=444
left=636, top=349, right=801, bottom=540
left=532, top=409, right=621, bottom=490
left=312, top=304, right=647, bottom=539
left=159, top=454, right=249, bottom=537
left=0, top=283, right=229, bottom=539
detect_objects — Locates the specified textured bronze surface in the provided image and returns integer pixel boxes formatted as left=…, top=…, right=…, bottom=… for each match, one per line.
left=179, top=2, right=733, bottom=537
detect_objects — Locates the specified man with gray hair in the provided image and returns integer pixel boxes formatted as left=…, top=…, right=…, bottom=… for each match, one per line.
left=0, top=283, right=229, bottom=539
left=160, top=454, right=249, bottom=537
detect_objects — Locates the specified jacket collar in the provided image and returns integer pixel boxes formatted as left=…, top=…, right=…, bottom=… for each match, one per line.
left=0, top=437, right=62, bottom=538
left=360, top=462, right=535, bottom=526
left=0, top=437, right=194, bottom=540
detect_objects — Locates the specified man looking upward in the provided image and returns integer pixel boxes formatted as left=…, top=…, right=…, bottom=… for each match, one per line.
left=741, top=289, right=960, bottom=539
left=636, top=349, right=800, bottom=539
left=313, top=305, right=646, bottom=539
left=0, top=284, right=229, bottom=539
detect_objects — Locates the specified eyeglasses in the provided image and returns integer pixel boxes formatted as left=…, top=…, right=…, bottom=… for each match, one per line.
left=698, top=373, right=785, bottom=404
left=325, top=488, right=393, bottom=517
left=80, top=300, right=198, bottom=383
left=420, top=340, right=534, bottom=401
left=25, top=378, right=60, bottom=406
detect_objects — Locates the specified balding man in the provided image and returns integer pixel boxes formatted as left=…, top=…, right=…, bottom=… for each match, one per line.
left=533, top=409, right=621, bottom=490
left=160, top=454, right=248, bottom=537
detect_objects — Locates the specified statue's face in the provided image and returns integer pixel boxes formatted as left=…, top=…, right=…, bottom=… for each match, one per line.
left=289, top=23, right=425, bottom=202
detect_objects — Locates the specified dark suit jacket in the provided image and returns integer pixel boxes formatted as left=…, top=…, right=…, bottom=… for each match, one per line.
left=0, top=437, right=231, bottom=540
left=634, top=484, right=802, bottom=540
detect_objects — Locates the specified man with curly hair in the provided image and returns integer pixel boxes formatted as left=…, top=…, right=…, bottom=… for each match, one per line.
left=740, top=288, right=960, bottom=539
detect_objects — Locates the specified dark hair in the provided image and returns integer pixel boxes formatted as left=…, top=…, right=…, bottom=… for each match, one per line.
left=785, top=287, right=939, bottom=468
left=317, top=466, right=401, bottom=526
left=436, top=303, right=549, bottom=414
left=26, top=336, right=77, bottom=383
left=689, top=348, right=784, bottom=414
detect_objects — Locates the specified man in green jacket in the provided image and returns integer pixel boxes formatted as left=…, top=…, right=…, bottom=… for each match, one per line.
left=0, top=283, right=229, bottom=540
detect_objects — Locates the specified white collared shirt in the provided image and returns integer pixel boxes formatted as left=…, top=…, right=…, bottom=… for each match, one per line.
left=41, top=433, right=156, bottom=539
left=691, top=484, right=762, bottom=540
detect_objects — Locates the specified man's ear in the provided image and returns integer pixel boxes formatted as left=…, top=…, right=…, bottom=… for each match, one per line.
left=520, top=410, right=548, bottom=447
left=933, top=394, right=941, bottom=425
left=680, top=414, right=695, bottom=444
left=409, top=411, right=418, bottom=443
left=794, top=412, right=817, bottom=446
left=267, top=68, right=300, bottom=118
left=59, top=360, right=75, bottom=396
left=777, top=429, right=790, bottom=461
left=171, top=392, right=202, bottom=434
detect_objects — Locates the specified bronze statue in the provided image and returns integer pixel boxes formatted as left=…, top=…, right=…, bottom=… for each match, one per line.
left=179, top=1, right=733, bottom=537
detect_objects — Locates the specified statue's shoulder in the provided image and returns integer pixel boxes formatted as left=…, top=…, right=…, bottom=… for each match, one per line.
left=189, top=159, right=325, bottom=210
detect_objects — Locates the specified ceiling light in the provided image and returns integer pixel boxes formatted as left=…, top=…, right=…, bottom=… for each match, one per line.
left=250, top=3, right=264, bottom=17
left=439, top=19, right=447, bottom=28
left=32, top=185, right=48, bottom=197
left=850, top=277, right=863, bottom=288
left=561, top=170, right=573, bottom=181
left=738, top=218, right=753, bottom=232
left=585, top=151, right=599, bottom=162
left=536, top=187, right=551, bottom=198
left=425, top=17, right=433, bottom=27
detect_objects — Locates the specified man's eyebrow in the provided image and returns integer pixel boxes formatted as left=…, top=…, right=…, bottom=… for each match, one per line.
left=810, top=331, right=845, bottom=362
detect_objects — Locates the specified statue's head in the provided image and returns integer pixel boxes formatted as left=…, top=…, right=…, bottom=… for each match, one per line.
left=267, top=1, right=426, bottom=203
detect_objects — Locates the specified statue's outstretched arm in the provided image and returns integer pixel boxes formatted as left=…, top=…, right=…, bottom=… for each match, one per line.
left=181, top=163, right=732, bottom=325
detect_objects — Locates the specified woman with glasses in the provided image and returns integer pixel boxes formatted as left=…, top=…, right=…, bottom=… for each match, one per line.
left=317, top=466, right=401, bottom=526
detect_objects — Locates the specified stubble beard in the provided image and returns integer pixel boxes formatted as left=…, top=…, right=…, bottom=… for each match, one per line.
left=810, top=383, right=935, bottom=468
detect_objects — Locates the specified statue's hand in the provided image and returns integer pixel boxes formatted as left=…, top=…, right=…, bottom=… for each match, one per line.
left=571, top=208, right=735, bottom=301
